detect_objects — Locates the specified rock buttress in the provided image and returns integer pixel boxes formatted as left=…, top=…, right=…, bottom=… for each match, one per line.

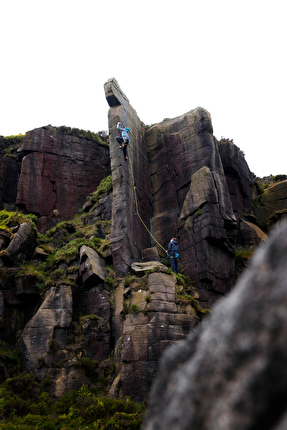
left=104, top=78, right=153, bottom=277
left=112, top=271, right=198, bottom=402
left=146, top=108, right=237, bottom=307
left=16, top=126, right=111, bottom=233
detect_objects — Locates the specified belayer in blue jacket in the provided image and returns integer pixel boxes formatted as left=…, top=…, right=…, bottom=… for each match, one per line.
left=116, top=122, right=130, bottom=160
left=166, top=237, right=179, bottom=274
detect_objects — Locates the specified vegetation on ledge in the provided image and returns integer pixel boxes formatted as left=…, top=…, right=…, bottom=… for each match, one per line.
left=0, top=134, right=24, bottom=157
left=55, top=126, right=109, bottom=146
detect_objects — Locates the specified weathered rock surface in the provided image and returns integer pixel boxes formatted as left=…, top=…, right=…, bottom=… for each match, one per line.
left=113, top=272, right=198, bottom=402
left=17, top=279, right=111, bottom=398
left=146, top=109, right=234, bottom=248
left=131, top=261, right=166, bottom=273
left=143, top=220, right=287, bottom=430
left=239, top=218, right=267, bottom=246
left=254, top=180, right=287, bottom=231
left=104, top=78, right=153, bottom=277
left=218, top=138, right=254, bottom=220
left=19, top=285, right=73, bottom=372
left=16, top=126, right=111, bottom=232
left=140, top=247, right=160, bottom=262
left=177, top=164, right=236, bottom=301
left=218, top=138, right=265, bottom=247
left=82, top=192, right=112, bottom=222
left=4, top=222, right=37, bottom=264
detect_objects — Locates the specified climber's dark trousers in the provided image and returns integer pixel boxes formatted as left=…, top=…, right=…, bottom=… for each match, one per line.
left=170, top=256, right=179, bottom=274
left=116, top=137, right=128, bottom=158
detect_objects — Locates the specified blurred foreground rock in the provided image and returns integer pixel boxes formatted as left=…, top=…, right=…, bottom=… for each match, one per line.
left=143, top=221, right=287, bottom=430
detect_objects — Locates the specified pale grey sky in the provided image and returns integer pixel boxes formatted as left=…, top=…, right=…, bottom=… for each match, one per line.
left=1, top=0, right=286, bottom=177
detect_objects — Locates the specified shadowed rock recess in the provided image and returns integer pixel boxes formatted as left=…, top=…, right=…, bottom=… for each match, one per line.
left=105, top=78, right=262, bottom=307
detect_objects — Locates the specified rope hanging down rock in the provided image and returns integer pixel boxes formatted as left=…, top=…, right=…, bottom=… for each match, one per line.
left=127, top=146, right=166, bottom=252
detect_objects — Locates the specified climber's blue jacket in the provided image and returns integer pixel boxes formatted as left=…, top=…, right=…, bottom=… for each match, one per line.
left=168, top=239, right=179, bottom=257
left=117, top=123, right=130, bottom=141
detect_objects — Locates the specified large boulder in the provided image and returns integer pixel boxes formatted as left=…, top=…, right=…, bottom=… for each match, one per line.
left=142, top=221, right=287, bottom=430
left=79, top=245, right=108, bottom=286
left=17, top=284, right=90, bottom=398
left=113, top=272, right=198, bottom=402
left=4, top=222, right=37, bottom=264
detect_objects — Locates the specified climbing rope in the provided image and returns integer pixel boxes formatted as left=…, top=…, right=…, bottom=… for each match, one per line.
left=127, top=146, right=166, bottom=252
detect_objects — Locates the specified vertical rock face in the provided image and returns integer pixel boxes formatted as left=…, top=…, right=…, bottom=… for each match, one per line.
left=113, top=271, right=198, bottom=402
left=145, top=111, right=237, bottom=304
left=218, top=139, right=254, bottom=220
left=142, top=220, right=287, bottom=430
left=16, top=126, right=111, bottom=232
left=18, top=285, right=73, bottom=373
left=218, top=139, right=264, bottom=247
left=178, top=165, right=236, bottom=301
left=104, top=78, right=153, bottom=277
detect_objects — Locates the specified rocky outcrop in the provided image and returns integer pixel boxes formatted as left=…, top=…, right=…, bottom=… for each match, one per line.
left=13, top=240, right=199, bottom=401
left=2, top=78, right=286, bottom=407
left=177, top=163, right=236, bottom=303
left=4, top=222, right=37, bottom=264
left=15, top=126, right=111, bottom=233
left=218, top=138, right=254, bottom=220
left=18, top=284, right=73, bottom=373
left=112, top=270, right=199, bottom=402
left=254, top=180, right=287, bottom=231
left=17, top=267, right=113, bottom=398
left=143, top=220, right=287, bottom=430
left=218, top=138, right=265, bottom=247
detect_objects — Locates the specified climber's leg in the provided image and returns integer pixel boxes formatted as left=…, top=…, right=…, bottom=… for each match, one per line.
left=116, top=137, right=123, bottom=147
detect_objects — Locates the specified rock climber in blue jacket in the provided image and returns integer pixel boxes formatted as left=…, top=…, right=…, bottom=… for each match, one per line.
left=116, top=122, right=130, bottom=160
left=167, top=238, right=179, bottom=274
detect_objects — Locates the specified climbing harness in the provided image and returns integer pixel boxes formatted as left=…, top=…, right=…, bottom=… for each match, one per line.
left=127, top=146, right=166, bottom=252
